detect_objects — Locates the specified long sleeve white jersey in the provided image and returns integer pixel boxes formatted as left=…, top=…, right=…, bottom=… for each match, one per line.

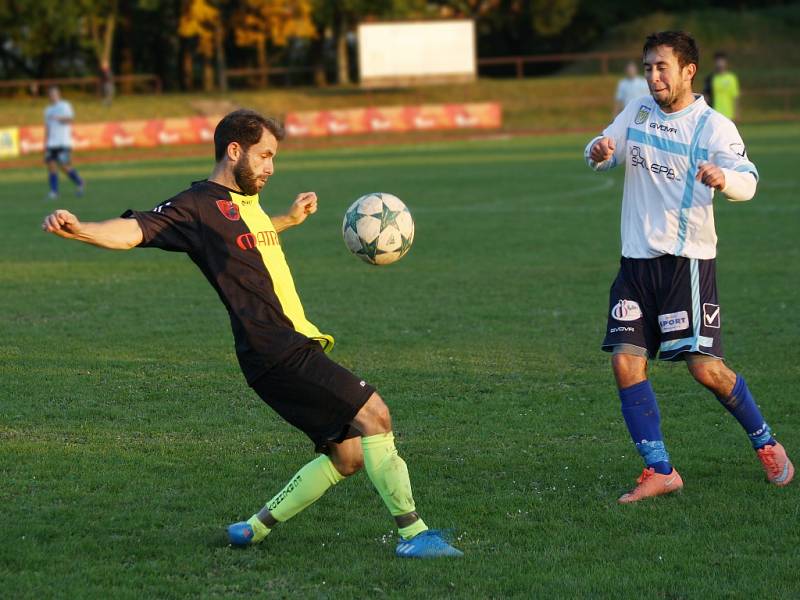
left=585, top=94, right=758, bottom=259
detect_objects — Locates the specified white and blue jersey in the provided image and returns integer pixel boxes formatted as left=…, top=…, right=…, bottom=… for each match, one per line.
left=585, top=94, right=758, bottom=260
left=44, top=100, right=75, bottom=149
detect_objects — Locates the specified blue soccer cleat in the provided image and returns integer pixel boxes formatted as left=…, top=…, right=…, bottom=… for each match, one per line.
left=227, top=521, right=256, bottom=547
left=395, top=529, right=464, bottom=558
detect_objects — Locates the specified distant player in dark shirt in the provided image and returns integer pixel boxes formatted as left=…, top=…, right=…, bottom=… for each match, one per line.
left=41, top=109, right=462, bottom=559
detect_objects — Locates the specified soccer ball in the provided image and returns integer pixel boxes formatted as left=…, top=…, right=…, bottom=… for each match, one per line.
left=342, top=193, right=415, bottom=266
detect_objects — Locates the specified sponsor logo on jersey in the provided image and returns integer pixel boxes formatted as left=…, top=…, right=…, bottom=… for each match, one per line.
left=658, top=310, right=689, bottom=333
left=630, top=146, right=681, bottom=181
left=216, top=200, right=241, bottom=221
left=649, top=122, right=678, bottom=134
left=702, top=303, right=721, bottom=328
left=729, top=143, right=747, bottom=158
left=609, top=326, right=635, bottom=333
left=236, top=230, right=279, bottom=250
left=152, top=201, right=172, bottom=214
left=635, top=105, right=650, bottom=125
left=611, top=300, right=642, bottom=322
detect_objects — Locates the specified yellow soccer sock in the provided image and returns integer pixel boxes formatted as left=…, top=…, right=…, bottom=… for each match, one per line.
left=245, top=515, right=271, bottom=544
left=398, top=519, right=428, bottom=541
left=265, top=454, right=345, bottom=523
left=361, top=432, right=429, bottom=537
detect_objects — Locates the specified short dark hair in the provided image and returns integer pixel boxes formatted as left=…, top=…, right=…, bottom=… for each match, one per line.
left=213, top=109, right=285, bottom=162
left=643, top=31, right=699, bottom=73
left=714, top=51, right=727, bottom=60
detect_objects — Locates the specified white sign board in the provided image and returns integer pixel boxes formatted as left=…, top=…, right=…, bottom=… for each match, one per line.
left=358, top=20, right=476, bottom=87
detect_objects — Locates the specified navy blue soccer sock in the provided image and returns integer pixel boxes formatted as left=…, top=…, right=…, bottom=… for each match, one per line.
left=717, top=375, right=776, bottom=449
left=67, top=169, right=83, bottom=187
left=48, top=172, right=58, bottom=194
left=619, top=380, right=673, bottom=475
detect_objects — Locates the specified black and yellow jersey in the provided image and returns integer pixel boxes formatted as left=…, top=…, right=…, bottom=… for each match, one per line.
left=122, top=180, right=333, bottom=384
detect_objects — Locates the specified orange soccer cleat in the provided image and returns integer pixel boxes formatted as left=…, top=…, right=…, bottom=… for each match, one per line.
left=756, top=442, right=794, bottom=487
left=618, top=467, right=684, bottom=504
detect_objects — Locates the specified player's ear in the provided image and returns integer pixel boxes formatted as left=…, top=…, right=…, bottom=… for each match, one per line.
left=226, top=141, right=241, bottom=162
left=685, top=63, right=697, bottom=83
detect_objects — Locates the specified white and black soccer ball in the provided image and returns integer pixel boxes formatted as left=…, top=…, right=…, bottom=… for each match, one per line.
left=342, top=193, right=415, bottom=266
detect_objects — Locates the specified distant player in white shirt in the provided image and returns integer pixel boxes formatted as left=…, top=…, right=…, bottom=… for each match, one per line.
left=585, top=31, right=793, bottom=503
left=44, top=86, right=84, bottom=200
left=613, top=61, right=649, bottom=115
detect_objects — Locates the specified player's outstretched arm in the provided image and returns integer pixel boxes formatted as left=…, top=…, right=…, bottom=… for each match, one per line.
left=272, top=192, right=318, bottom=233
left=41, top=209, right=143, bottom=250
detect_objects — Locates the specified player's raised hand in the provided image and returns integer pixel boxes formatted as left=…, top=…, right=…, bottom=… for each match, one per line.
left=42, top=209, right=82, bottom=239
left=696, top=163, right=726, bottom=191
left=590, top=137, right=616, bottom=163
left=288, top=192, right=318, bottom=225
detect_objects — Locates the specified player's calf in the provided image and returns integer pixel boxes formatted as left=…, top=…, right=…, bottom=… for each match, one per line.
left=329, top=437, right=365, bottom=476
left=687, top=355, right=793, bottom=485
left=353, top=396, right=462, bottom=557
left=227, top=454, right=346, bottom=547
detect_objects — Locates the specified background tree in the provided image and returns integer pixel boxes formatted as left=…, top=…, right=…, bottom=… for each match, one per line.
left=311, top=0, right=426, bottom=85
left=178, top=0, right=220, bottom=91
left=82, top=0, right=119, bottom=76
left=531, top=0, right=579, bottom=37
left=0, top=0, right=85, bottom=78
left=232, top=0, right=315, bottom=87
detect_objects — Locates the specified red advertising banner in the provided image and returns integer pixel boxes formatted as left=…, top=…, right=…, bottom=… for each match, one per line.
left=15, top=103, right=500, bottom=155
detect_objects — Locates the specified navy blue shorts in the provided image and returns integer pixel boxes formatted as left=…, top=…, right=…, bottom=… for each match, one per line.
left=45, top=147, right=72, bottom=165
left=601, top=255, right=723, bottom=361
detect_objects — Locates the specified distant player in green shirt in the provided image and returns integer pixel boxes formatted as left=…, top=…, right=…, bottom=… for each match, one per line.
left=704, top=52, right=740, bottom=121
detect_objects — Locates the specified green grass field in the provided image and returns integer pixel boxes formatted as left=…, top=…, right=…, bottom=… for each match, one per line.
left=1, top=123, right=799, bottom=598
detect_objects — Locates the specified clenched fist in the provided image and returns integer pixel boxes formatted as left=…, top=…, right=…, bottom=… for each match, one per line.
left=42, top=209, right=82, bottom=239
left=590, top=137, right=616, bottom=163
left=286, top=192, right=318, bottom=226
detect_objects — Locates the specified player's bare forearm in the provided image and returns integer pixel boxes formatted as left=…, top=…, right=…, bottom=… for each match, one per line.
left=273, top=192, right=318, bottom=233
left=41, top=210, right=143, bottom=250
left=272, top=214, right=300, bottom=233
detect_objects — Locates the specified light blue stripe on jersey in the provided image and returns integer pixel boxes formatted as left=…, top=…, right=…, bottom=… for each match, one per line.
left=626, top=128, right=709, bottom=161
left=674, top=109, right=713, bottom=256
left=659, top=258, right=713, bottom=355
left=734, top=162, right=759, bottom=180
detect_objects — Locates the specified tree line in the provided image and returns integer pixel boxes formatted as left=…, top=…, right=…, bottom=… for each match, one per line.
left=0, top=0, right=788, bottom=91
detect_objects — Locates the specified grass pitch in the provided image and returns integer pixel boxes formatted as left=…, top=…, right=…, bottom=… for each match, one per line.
left=1, top=123, right=799, bottom=598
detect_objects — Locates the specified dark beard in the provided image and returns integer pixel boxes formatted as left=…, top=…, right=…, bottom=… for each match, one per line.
left=233, top=156, right=260, bottom=195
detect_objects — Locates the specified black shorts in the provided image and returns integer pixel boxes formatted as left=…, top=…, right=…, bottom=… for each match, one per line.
left=45, top=147, right=72, bottom=165
left=251, top=342, right=375, bottom=452
left=601, top=255, right=723, bottom=361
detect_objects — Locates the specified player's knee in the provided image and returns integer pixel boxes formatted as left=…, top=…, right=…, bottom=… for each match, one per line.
left=687, top=359, right=735, bottom=395
left=355, top=392, right=392, bottom=433
left=611, top=353, right=647, bottom=388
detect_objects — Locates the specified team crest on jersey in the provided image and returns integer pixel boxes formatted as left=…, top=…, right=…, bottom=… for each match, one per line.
left=216, top=199, right=241, bottom=221
left=634, top=105, right=650, bottom=125
left=612, top=300, right=642, bottom=322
